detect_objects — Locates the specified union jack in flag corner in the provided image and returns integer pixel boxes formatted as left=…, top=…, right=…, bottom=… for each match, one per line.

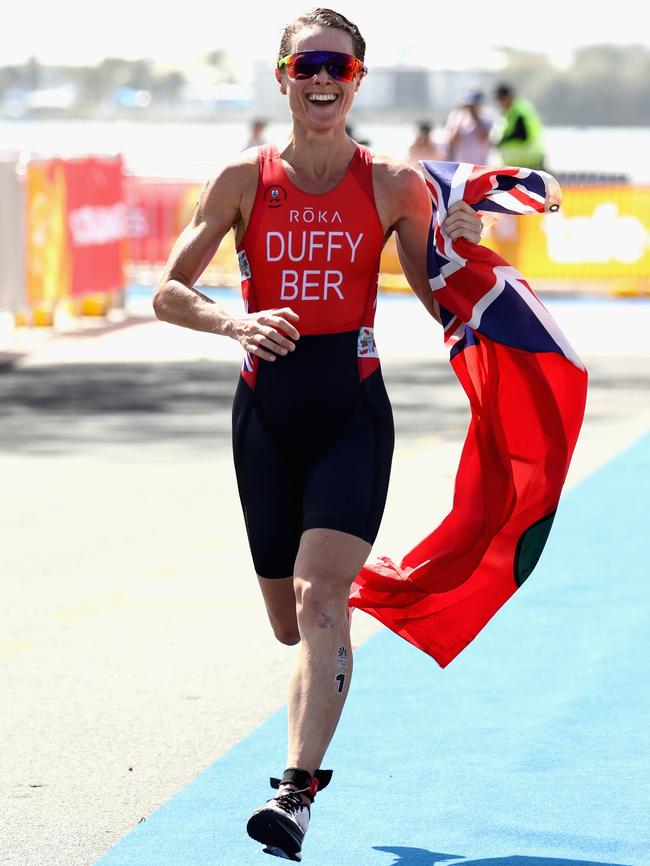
left=349, top=161, right=589, bottom=668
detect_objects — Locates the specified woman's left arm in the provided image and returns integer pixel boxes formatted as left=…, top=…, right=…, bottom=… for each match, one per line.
left=391, top=167, right=483, bottom=322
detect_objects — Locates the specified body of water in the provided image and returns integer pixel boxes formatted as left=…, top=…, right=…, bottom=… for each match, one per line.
left=1, top=118, right=648, bottom=183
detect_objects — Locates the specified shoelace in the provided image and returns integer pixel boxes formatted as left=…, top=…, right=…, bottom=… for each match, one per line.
left=273, top=789, right=308, bottom=815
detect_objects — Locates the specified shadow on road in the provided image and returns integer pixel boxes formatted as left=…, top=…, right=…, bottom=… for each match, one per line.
left=0, top=359, right=471, bottom=456
left=373, top=848, right=631, bottom=866
left=1, top=356, right=647, bottom=457
left=0, top=361, right=238, bottom=455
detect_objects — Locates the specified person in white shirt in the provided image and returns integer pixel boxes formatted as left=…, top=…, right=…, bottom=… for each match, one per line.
left=445, top=90, right=493, bottom=165
left=243, top=118, right=268, bottom=150
left=406, top=120, right=446, bottom=167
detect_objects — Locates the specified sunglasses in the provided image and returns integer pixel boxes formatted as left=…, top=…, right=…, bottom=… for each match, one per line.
left=277, top=51, right=367, bottom=83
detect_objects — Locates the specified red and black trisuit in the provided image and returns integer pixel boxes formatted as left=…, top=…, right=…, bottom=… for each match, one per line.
left=232, top=143, right=394, bottom=579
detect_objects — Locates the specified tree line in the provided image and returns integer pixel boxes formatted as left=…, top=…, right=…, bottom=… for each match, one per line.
left=497, top=44, right=650, bottom=125
left=0, top=55, right=218, bottom=109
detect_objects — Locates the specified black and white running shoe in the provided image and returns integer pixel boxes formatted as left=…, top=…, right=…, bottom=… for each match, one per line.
left=247, top=790, right=310, bottom=862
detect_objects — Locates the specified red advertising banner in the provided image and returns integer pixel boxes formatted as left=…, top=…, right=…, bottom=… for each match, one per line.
left=63, top=156, right=126, bottom=297
left=125, top=176, right=199, bottom=264
left=124, top=176, right=240, bottom=285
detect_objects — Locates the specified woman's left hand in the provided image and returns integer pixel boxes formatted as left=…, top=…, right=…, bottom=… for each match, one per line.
left=442, top=200, right=483, bottom=243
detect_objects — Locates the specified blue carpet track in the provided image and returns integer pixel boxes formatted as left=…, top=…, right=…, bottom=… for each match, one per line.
left=95, top=432, right=650, bottom=866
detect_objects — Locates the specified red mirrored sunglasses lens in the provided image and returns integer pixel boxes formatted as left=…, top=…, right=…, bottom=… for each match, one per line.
left=284, top=51, right=364, bottom=82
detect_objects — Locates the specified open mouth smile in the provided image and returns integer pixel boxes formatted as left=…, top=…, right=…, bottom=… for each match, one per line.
left=306, top=93, right=339, bottom=104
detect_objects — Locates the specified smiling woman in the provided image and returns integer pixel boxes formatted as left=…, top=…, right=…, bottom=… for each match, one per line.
left=273, top=9, right=367, bottom=136
left=151, top=6, right=482, bottom=861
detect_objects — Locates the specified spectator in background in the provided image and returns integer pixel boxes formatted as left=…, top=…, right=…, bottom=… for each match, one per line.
left=493, top=84, right=545, bottom=169
left=406, top=120, right=446, bottom=167
left=445, top=90, right=493, bottom=165
left=244, top=118, right=268, bottom=150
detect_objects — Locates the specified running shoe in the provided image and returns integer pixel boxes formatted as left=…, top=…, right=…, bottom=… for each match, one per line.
left=247, top=789, right=310, bottom=861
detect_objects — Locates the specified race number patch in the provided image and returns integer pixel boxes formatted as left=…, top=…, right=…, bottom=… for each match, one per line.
left=238, top=250, right=252, bottom=280
left=357, top=326, right=378, bottom=358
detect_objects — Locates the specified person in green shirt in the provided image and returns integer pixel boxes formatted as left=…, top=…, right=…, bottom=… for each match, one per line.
left=494, top=83, right=545, bottom=169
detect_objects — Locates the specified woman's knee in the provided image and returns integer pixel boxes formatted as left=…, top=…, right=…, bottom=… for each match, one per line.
left=272, top=621, right=301, bottom=646
left=267, top=607, right=301, bottom=645
left=294, top=574, right=351, bottom=629
left=257, top=575, right=300, bottom=645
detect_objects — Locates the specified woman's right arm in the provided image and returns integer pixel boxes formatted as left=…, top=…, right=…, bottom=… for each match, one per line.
left=152, top=159, right=299, bottom=361
left=153, top=161, right=247, bottom=336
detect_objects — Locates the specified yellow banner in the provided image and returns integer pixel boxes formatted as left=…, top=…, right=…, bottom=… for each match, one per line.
left=26, top=160, right=70, bottom=306
left=377, top=184, right=650, bottom=293
left=487, top=185, right=650, bottom=279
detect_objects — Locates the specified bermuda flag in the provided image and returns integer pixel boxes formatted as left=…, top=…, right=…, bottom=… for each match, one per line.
left=349, top=161, right=589, bottom=668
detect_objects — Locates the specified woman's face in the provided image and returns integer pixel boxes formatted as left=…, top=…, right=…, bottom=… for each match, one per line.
left=276, top=25, right=363, bottom=132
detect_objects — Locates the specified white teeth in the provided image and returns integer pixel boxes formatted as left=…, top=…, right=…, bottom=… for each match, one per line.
left=307, top=94, right=337, bottom=102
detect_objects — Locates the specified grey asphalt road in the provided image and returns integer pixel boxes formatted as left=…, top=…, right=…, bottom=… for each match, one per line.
left=1, top=316, right=649, bottom=866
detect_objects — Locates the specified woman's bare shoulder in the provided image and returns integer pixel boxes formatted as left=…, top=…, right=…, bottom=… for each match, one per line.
left=206, top=147, right=259, bottom=189
left=196, top=148, right=260, bottom=216
left=371, top=151, right=426, bottom=190
left=370, top=151, right=429, bottom=216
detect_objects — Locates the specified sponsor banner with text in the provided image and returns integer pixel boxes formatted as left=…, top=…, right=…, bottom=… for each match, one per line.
left=63, top=156, right=126, bottom=297
left=124, top=176, right=239, bottom=283
left=486, top=185, right=650, bottom=279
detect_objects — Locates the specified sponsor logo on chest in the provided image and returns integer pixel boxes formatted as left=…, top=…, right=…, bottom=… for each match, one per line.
left=289, top=207, right=343, bottom=224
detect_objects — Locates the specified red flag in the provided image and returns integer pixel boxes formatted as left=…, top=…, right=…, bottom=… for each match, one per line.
left=349, top=162, right=588, bottom=667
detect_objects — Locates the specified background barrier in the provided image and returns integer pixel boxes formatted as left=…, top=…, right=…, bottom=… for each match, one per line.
left=2, top=165, right=649, bottom=328
left=10, top=156, right=126, bottom=325
left=486, top=184, right=650, bottom=294
left=0, top=161, right=26, bottom=313
left=125, top=176, right=239, bottom=287
left=25, top=159, right=69, bottom=314
left=126, top=176, right=650, bottom=296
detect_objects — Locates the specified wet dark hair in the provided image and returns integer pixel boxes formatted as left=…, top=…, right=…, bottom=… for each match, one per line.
left=495, top=83, right=514, bottom=99
left=278, top=8, right=366, bottom=63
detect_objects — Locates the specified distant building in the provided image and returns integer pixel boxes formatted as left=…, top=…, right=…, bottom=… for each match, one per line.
left=2, top=84, right=78, bottom=117
left=357, top=66, right=431, bottom=113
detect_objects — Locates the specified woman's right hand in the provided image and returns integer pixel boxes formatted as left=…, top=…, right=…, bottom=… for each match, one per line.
left=231, top=307, right=300, bottom=362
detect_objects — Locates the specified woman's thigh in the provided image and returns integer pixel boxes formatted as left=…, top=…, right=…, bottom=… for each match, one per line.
left=302, top=371, right=394, bottom=545
left=233, top=377, right=303, bottom=580
left=233, top=369, right=393, bottom=581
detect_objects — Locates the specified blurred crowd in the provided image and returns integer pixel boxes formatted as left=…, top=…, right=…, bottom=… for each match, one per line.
left=244, top=83, right=545, bottom=171
left=405, top=83, right=545, bottom=170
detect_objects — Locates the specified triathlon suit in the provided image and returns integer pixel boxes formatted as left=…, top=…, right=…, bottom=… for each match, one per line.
left=232, top=143, right=394, bottom=579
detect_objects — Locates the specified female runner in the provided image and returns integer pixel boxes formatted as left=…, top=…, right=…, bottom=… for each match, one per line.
left=153, top=8, right=482, bottom=860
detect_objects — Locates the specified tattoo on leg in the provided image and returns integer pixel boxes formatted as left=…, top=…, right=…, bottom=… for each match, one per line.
left=336, top=646, right=349, bottom=669
left=335, top=672, right=346, bottom=694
